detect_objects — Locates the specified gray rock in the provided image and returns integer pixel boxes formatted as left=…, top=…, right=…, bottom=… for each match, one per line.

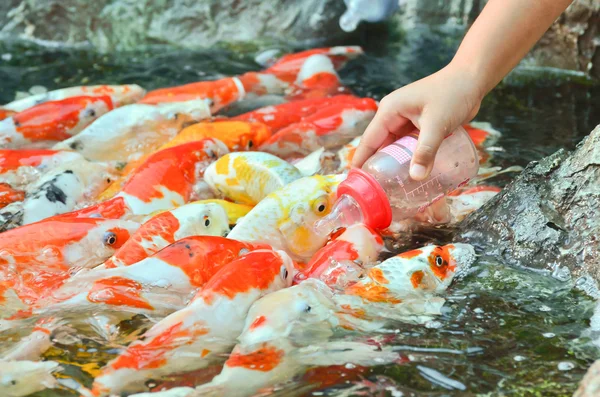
left=458, top=124, right=600, bottom=286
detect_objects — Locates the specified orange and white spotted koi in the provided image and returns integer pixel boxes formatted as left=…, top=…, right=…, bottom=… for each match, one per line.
left=53, top=100, right=211, bottom=163
left=227, top=175, right=343, bottom=262
left=91, top=249, right=294, bottom=396
left=295, top=224, right=384, bottom=288
left=0, top=96, right=114, bottom=149
left=259, top=98, right=377, bottom=158
left=335, top=244, right=476, bottom=329
left=0, top=108, right=16, bottom=121
left=102, top=202, right=230, bottom=268
left=285, top=54, right=348, bottom=100
left=0, top=218, right=139, bottom=319
left=54, top=139, right=228, bottom=220
left=446, top=185, right=502, bottom=222
left=3, top=84, right=145, bottom=112
left=0, top=149, right=84, bottom=188
left=203, top=152, right=302, bottom=205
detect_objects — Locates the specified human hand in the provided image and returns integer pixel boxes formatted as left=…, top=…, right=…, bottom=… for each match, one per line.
left=352, top=62, right=484, bottom=180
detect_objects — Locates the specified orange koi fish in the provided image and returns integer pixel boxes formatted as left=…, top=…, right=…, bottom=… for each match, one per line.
left=446, top=185, right=502, bottom=222
left=232, top=94, right=366, bottom=133
left=3, top=84, right=145, bottom=112
left=296, top=224, right=383, bottom=288
left=0, top=108, right=15, bottom=121
left=259, top=98, right=377, bottom=158
left=285, top=54, right=349, bottom=100
left=102, top=202, right=230, bottom=268
left=91, top=249, right=294, bottom=396
left=0, top=96, right=113, bottom=149
left=56, top=139, right=228, bottom=220
left=0, top=149, right=83, bottom=188
left=0, top=183, right=24, bottom=209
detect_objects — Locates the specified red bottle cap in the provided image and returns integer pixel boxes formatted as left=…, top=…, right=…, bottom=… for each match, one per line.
left=337, top=168, right=392, bottom=230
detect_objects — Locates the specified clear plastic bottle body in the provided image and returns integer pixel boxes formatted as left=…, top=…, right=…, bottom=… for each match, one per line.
left=362, top=126, right=479, bottom=221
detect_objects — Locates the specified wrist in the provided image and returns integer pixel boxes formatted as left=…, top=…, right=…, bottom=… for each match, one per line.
left=443, top=59, right=486, bottom=103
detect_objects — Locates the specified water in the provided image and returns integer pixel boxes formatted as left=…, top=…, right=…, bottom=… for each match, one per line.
left=1, top=25, right=599, bottom=396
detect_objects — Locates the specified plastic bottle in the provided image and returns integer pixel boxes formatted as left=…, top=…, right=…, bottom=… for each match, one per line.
left=339, top=0, right=400, bottom=32
left=315, top=126, right=479, bottom=234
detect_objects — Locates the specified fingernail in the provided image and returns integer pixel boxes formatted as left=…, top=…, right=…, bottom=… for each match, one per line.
left=410, top=164, right=427, bottom=180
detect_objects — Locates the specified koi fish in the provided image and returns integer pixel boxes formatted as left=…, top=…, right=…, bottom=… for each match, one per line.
left=102, top=202, right=230, bottom=268
left=231, top=95, right=367, bottom=133
left=296, top=224, right=384, bottom=288
left=0, top=96, right=114, bottom=149
left=446, top=185, right=502, bottom=222
left=203, top=151, right=302, bottom=205
left=0, top=149, right=84, bottom=188
left=56, top=139, right=228, bottom=219
left=264, top=46, right=363, bottom=80
left=91, top=249, right=294, bottom=396
left=259, top=98, right=377, bottom=158
left=0, top=360, right=61, bottom=397
left=0, top=183, right=24, bottom=209
left=336, top=136, right=361, bottom=172
left=0, top=157, right=116, bottom=230
left=3, top=84, right=145, bottom=112
left=53, top=100, right=211, bottom=162
left=285, top=54, right=348, bottom=100
left=464, top=122, right=502, bottom=147
left=227, top=175, right=344, bottom=262
left=335, top=243, right=476, bottom=329
left=199, top=199, right=253, bottom=225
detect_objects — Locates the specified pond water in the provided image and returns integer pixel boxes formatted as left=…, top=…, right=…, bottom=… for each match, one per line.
left=1, top=24, right=599, bottom=397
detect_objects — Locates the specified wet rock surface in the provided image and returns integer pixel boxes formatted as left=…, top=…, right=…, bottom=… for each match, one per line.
left=458, top=124, right=600, bottom=287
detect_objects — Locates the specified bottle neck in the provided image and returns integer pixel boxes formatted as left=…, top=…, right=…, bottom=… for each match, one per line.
left=313, top=194, right=364, bottom=238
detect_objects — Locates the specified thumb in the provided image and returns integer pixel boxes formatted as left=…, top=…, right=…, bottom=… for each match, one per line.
left=410, top=113, right=449, bottom=181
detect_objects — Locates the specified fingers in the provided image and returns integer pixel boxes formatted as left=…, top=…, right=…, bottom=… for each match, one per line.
left=352, top=97, right=410, bottom=168
left=409, top=112, right=448, bottom=180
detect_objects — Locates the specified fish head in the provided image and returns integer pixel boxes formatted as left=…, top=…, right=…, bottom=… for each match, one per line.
left=156, top=99, right=212, bottom=122
left=172, top=202, right=230, bottom=238
left=275, top=174, right=345, bottom=261
left=114, top=84, right=146, bottom=105
left=239, top=278, right=337, bottom=346
left=62, top=219, right=140, bottom=268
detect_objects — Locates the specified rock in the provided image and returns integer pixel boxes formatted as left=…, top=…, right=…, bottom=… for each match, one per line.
left=575, top=359, right=600, bottom=397
left=0, top=0, right=346, bottom=52
left=458, top=124, right=600, bottom=286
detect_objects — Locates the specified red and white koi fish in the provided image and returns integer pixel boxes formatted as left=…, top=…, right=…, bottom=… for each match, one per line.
left=0, top=183, right=24, bottom=209
left=0, top=157, right=116, bottom=231
left=53, top=100, right=211, bottom=163
left=3, top=84, right=145, bottom=112
left=0, top=96, right=114, bottom=149
left=336, top=136, right=361, bottom=172
left=0, top=149, right=84, bottom=188
left=90, top=249, right=294, bottom=396
left=0, top=360, right=61, bottom=397
left=446, top=185, right=502, bottom=222
left=259, top=98, right=377, bottom=158
left=227, top=175, right=343, bottom=262
left=232, top=94, right=368, bottom=133
left=285, top=54, right=348, bottom=100
left=335, top=244, right=476, bottom=329
left=295, top=224, right=384, bottom=288
left=102, top=202, right=230, bottom=268
left=2, top=237, right=263, bottom=362
left=54, top=139, right=228, bottom=220
left=203, top=151, right=302, bottom=205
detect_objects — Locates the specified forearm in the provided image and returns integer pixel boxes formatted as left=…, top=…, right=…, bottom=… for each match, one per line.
left=452, top=0, right=573, bottom=96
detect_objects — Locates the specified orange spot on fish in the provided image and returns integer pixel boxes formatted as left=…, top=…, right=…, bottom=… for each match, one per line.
left=0, top=183, right=24, bottom=208
left=226, top=345, right=284, bottom=372
left=0, top=149, right=61, bottom=173
left=398, top=249, right=423, bottom=259
left=201, top=349, right=211, bottom=358
left=0, top=108, right=15, bottom=121
left=249, top=315, right=267, bottom=330
left=87, top=277, right=154, bottom=310
left=410, top=270, right=425, bottom=288
left=345, top=282, right=401, bottom=304
left=464, top=124, right=490, bottom=147
left=368, top=268, right=389, bottom=284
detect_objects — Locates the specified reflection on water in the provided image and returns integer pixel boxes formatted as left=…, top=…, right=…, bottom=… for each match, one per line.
left=1, top=29, right=599, bottom=396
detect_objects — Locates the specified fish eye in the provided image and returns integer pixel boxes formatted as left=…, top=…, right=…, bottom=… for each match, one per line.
left=247, top=140, right=254, bottom=149
left=204, top=216, right=211, bottom=227
left=280, top=265, right=289, bottom=280
left=435, top=255, right=444, bottom=267
left=305, top=305, right=312, bottom=313
left=87, top=109, right=96, bottom=118
left=312, top=197, right=329, bottom=215
left=104, top=232, right=117, bottom=246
